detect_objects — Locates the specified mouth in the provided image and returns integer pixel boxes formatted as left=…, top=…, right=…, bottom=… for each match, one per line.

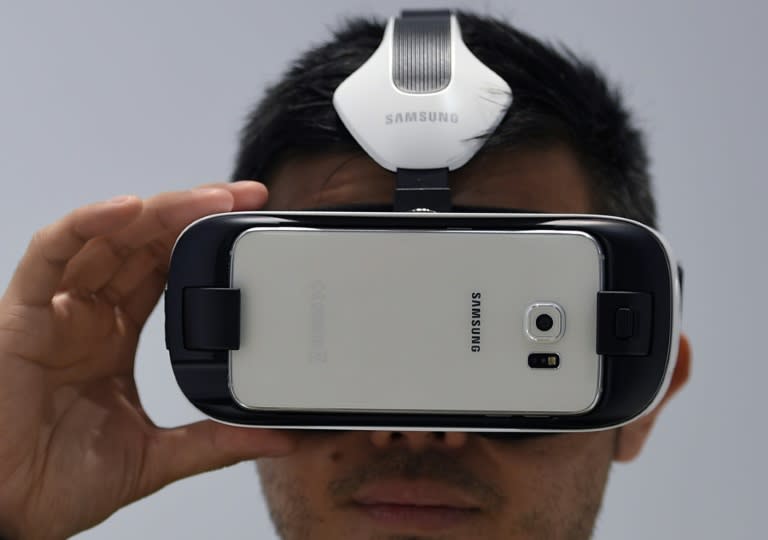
left=350, top=479, right=482, bottom=531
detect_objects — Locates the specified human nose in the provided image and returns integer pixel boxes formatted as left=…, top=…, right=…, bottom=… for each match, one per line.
left=369, top=430, right=468, bottom=451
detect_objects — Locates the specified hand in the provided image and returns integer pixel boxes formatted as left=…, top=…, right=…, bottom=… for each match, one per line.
left=0, top=182, right=296, bottom=539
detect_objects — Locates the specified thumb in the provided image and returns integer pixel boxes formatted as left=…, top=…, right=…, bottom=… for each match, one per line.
left=141, top=420, right=297, bottom=494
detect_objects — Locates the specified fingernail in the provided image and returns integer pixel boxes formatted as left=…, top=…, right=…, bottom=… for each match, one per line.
left=194, top=187, right=226, bottom=196
left=234, top=180, right=265, bottom=187
left=107, top=195, right=133, bottom=205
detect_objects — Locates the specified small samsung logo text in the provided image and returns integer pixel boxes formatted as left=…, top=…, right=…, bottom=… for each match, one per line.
left=471, top=291, right=481, bottom=352
left=385, top=111, right=459, bottom=125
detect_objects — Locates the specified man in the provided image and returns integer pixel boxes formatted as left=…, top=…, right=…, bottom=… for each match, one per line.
left=0, top=11, right=690, bottom=540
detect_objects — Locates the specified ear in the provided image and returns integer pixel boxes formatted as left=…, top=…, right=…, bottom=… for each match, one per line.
left=614, top=333, right=691, bottom=462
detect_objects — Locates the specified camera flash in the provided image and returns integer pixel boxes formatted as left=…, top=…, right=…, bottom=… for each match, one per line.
left=548, top=355, right=558, bottom=367
left=528, top=353, right=560, bottom=369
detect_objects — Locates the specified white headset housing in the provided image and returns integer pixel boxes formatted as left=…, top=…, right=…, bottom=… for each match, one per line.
left=333, top=12, right=513, bottom=172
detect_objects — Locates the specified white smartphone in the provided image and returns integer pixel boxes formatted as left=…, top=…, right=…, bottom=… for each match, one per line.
left=228, top=227, right=604, bottom=416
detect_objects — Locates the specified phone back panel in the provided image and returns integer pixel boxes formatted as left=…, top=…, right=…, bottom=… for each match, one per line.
left=229, top=228, right=603, bottom=415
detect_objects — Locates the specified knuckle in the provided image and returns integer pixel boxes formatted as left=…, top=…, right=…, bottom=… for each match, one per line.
left=152, top=205, right=176, bottom=233
left=99, top=284, right=122, bottom=305
left=28, top=228, right=56, bottom=266
left=29, top=227, right=46, bottom=251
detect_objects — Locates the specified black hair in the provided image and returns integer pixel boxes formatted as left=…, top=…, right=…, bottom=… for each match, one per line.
left=231, top=12, right=657, bottom=227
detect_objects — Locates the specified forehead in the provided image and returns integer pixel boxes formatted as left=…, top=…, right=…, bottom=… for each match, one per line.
left=264, top=145, right=593, bottom=212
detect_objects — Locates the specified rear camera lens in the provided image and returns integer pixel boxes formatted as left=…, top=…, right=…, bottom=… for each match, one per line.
left=535, top=313, right=554, bottom=332
left=525, top=303, right=564, bottom=343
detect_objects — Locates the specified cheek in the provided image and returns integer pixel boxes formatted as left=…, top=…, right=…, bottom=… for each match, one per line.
left=481, top=432, right=616, bottom=532
left=257, top=456, right=318, bottom=539
left=257, top=443, right=349, bottom=537
left=500, top=432, right=614, bottom=489
left=258, top=448, right=338, bottom=505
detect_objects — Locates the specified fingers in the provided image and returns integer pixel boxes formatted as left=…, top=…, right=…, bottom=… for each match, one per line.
left=5, top=196, right=143, bottom=306
left=59, top=237, right=125, bottom=295
left=143, top=422, right=297, bottom=492
left=107, top=181, right=268, bottom=291
left=119, top=266, right=166, bottom=330
left=2, top=182, right=266, bottom=357
left=107, top=187, right=234, bottom=254
left=62, top=181, right=267, bottom=302
left=197, top=180, right=269, bottom=211
left=108, top=181, right=267, bottom=253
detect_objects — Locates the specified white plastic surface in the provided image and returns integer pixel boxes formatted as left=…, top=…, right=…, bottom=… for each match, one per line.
left=332, top=15, right=513, bottom=171
left=229, top=228, right=603, bottom=415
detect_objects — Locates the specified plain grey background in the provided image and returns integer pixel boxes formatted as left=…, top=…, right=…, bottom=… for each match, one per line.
left=1, top=0, right=764, bottom=538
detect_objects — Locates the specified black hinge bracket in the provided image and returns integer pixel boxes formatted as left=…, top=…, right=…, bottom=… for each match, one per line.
left=596, top=291, right=653, bottom=356
left=183, top=287, right=241, bottom=351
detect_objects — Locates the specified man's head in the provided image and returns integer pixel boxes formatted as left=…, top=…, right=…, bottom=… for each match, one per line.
left=231, top=11, right=691, bottom=540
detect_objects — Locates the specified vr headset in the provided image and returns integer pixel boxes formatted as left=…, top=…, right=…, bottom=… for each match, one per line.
left=165, top=10, right=682, bottom=433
